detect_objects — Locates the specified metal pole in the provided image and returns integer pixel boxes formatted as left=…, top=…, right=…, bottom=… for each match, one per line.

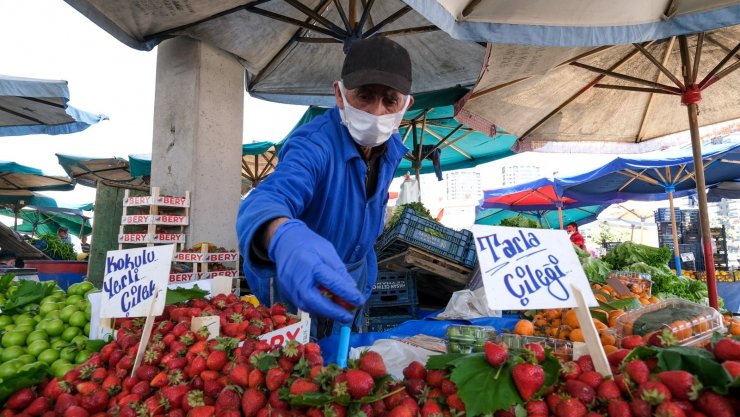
left=668, top=191, right=682, bottom=276
left=558, top=207, right=564, bottom=229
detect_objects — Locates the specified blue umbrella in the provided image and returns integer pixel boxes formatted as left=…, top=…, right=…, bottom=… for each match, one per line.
left=0, top=74, right=106, bottom=136
left=555, top=142, right=740, bottom=274
left=708, top=180, right=740, bottom=202
left=475, top=204, right=606, bottom=229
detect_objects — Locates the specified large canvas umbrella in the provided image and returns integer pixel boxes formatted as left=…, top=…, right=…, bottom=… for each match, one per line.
left=453, top=26, right=738, bottom=309
left=0, top=74, right=106, bottom=136
left=555, top=142, right=740, bottom=275
left=56, top=154, right=148, bottom=190
left=0, top=161, right=74, bottom=192
left=475, top=204, right=606, bottom=229
left=0, top=206, right=92, bottom=238
left=708, top=180, right=740, bottom=202
left=64, top=0, right=484, bottom=106
left=404, top=0, right=739, bottom=47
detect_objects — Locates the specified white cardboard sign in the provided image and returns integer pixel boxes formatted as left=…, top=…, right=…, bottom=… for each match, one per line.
left=472, top=225, right=598, bottom=310
left=101, top=245, right=175, bottom=318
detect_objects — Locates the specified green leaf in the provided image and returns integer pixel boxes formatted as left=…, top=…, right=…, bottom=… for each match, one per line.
left=0, top=273, right=15, bottom=293
left=0, top=362, right=49, bottom=404
left=449, top=353, right=521, bottom=416
left=541, top=351, right=562, bottom=390
left=590, top=309, right=608, bottom=325
left=426, top=353, right=466, bottom=370
left=656, top=346, right=732, bottom=394
left=249, top=352, right=279, bottom=372
left=624, top=346, right=658, bottom=362
left=608, top=297, right=643, bottom=311
left=85, top=339, right=109, bottom=353
left=1, top=280, right=55, bottom=313
left=289, top=392, right=334, bottom=407
left=514, top=404, right=528, bottom=417
left=165, top=285, right=208, bottom=305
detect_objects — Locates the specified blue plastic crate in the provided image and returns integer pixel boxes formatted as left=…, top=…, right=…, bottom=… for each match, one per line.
left=366, top=313, right=415, bottom=333
left=377, top=207, right=475, bottom=268
left=368, top=271, right=418, bottom=308
left=654, top=208, right=682, bottom=223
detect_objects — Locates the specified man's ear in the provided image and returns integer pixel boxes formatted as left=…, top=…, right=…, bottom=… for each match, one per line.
left=333, top=81, right=344, bottom=109
left=407, top=95, right=414, bottom=110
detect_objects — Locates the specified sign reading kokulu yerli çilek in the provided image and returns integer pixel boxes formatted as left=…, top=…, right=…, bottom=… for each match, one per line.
left=472, top=225, right=598, bottom=310
left=100, top=245, right=175, bottom=318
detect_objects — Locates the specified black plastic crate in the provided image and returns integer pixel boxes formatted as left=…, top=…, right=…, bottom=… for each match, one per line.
left=368, top=271, right=418, bottom=308
left=655, top=208, right=682, bottom=223
left=657, top=222, right=682, bottom=235
left=377, top=206, right=475, bottom=268
left=366, top=314, right=414, bottom=332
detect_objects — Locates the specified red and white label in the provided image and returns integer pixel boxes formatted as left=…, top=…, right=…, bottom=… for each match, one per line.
left=174, top=253, right=205, bottom=262
left=201, top=270, right=238, bottom=279
left=124, top=196, right=152, bottom=206
left=123, top=195, right=190, bottom=208
left=169, top=273, right=197, bottom=283
left=121, top=215, right=153, bottom=225
left=173, top=252, right=238, bottom=262
left=155, top=215, right=188, bottom=225
left=257, top=313, right=311, bottom=348
left=156, top=196, right=189, bottom=207
left=152, top=233, right=186, bottom=243
left=117, top=233, right=151, bottom=243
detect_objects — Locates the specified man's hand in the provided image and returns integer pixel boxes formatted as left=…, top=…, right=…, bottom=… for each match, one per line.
left=268, top=219, right=364, bottom=323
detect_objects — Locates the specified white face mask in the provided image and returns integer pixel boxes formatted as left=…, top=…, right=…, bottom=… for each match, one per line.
left=338, top=82, right=410, bottom=148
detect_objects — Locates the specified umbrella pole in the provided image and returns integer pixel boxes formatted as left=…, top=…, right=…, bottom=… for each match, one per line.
left=668, top=191, right=682, bottom=277
left=558, top=206, right=563, bottom=229
left=678, top=36, right=717, bottom=310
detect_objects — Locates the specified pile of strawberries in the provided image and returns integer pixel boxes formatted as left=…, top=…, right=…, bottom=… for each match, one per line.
left=476, top=335, right=740, bottom=417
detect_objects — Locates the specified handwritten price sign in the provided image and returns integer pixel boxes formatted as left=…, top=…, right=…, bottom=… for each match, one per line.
left=472, top=225, right=598, bottom=311
left=100, top=245, right=175, bottom=318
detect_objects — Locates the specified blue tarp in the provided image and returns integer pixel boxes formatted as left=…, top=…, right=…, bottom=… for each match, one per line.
left=554, top=143, right=740, bottom=202
left=403, top=0, right=740, bottom=47
left=0, top=74, right=106, bottom=136
left=318, top=314, right=521, bottom=364
left=718, top=282, right=740, bottom=314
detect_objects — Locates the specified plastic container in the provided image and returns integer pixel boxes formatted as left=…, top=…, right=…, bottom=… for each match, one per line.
left=495, top=333, right=573, bottom=361
left=445, top=325, right=496, bottom=354
left=608, top=271, right=652, bottom=297
left=376, top=206, right=475, bottom=268
left=368, top=271, right=418, bottom=308
left=613, top=298, right=725, bottom=347
left=654, top=208, right=682, bottom=223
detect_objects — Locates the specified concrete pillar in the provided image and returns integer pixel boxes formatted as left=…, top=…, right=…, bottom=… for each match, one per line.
left=151, top=37, right=244, bottom=250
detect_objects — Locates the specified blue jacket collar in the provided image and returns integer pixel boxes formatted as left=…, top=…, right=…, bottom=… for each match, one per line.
left=328, top=107, right=409, bottom=164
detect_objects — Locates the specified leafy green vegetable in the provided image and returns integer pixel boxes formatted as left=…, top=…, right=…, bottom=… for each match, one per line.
left=31, top=232, right=76, bottom=260
left=581, top=257, right=611, bottom=284
left=0, top=362, right=48, bottom=404
left=603, top=242, right=671, bottom=269
left=0, top=273, right=15, bottom=293
left=165, top=285, right=209, bottom=305
left=386, top=202, right=436, bottom=230
left=449, top=353, right=521, bottom=415
left=425, top=353, right=466, bottom=370
left=657, top=346, right=733, bottom=394
left=499, top=216, right=540, bottom=229
left=1, top=280, right=56, bottom=313
left=625, top=262, right=711, bottom=304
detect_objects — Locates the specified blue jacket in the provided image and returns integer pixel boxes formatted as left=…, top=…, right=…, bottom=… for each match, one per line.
left=236, top=107, right=408, bottom=304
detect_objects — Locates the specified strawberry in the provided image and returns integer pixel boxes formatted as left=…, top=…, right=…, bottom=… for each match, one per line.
left=63, top=405, right=89, bottom=417
left=6, top=387, right=35, bottom=410
left=79, top=390, right=108, bottom=413
left=182, top=390, right=205, bottom=413
left=512, top=363, right=544, bottom=401
left=425, top=369, right=446, bottom=387
left=526, top=400, right=549, bottom=415
left=204, top=379, right=225, bottom=398
left=722, top=360, right=740, bottom=378
left=345, top=369, right=374, bottom=399
left=440, top=379, right=457, bottom=396
left=655, top=401, right=687, bottom=417
left=42, top=378, right=69, bottom=400
left=629, top=398, right=653, bottom=417
left=265, top=368, right=288, bottom=391
left=206, top=350, right=228, bottom=372
left=402, top=361, right=426, bottom=380
left=188, top=405, right=216, bottom=417
left=560, top=360, right=582, bottom=380
left=241, top=388, right=267, bottom=417
left=160, top=385, right=190, bottom=409
left=607, top=349, right=632, bottom=367
left=576, top=355, right=595, bottom=373
left=248, top=369, right=264, bottom=389
left=54, top=393, right=78, bottom=416
left=596, top=379, right=622, bottom=401
left=130, top=380, right=151, bottom=398
left=565, top=379, right=596, bottom=405
left=524, top=342, right=545, bottom=363
left=656, top=370, right=702, bottom=401
left=696, top=391, right=735, bottom=417
left=546, top=392, right=562, bottom=413
left=269, top=389, right=289, bottom=410
left=24, top=396, right=50, bottom=415
left=215, top=386, right=242, bottom=412
left=290, top=378, right=320, bottom=395
left=578, top=371, right=603, bottom=389
left=446, top=393, right=465, bottom=412
left=360, top=350, right=388, bottom=379
left=614, top=373, right=631, bottom=394
left=714, top=338, right=740, bottom=362
left=420, top=399, right=443, bottom=417
left=556, top=397, right=587, bottom=417
left=607, top=399, right=632, bottom=417
left=187, top=355, right=208, bottom=379
left=621, top=335, right=645, bottom=349
left=228, top=364, right=250, bottom=387
left=151, top=371, right=169, bottom=388
left=625, top=359, right=650, bottom=385
left=134, top=364, right=158, bottom=382
left=388, top=405, right=415, bottom=417
left=484, top=341, right=508, bottom=367
left=637, top=381, right=672, bottom=406
left=671, top=400, right=695, bottom=414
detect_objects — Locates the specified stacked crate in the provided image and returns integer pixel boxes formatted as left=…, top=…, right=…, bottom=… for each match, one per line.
left=364, top=271, right=419, bottom=333
left=655, top=208, right=729, bottom=271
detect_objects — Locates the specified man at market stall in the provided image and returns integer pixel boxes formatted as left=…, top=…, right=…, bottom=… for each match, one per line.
left=237, top=36, right=413, bottom=338
left=567, top=222, right=587, bottom=250
left=0, top=250, right=17, bottom=268
left=57, top=227, right=72, bottom=244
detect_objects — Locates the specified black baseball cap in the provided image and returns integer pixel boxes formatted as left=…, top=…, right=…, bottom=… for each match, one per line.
left=58, top=227, right=68, bottom=232
left=341, top=36, right=412, bottom=95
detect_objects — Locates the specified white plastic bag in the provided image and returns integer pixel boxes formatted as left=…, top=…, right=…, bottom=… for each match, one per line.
left=436, top=287, right=501, bottom=320
left=349, top=339, right=437, bottom=380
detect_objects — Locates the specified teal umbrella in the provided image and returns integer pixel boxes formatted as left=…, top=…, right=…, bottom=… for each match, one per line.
left=56, top=154, right=147, bottom=189
left=0, top=161, right=74, bottom=192
left=0, top=205, right=91, bottom=238
left=475, top=204, right=607, bottom=229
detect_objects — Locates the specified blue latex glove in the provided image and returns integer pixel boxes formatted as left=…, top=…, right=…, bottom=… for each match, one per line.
left=268, top=219, right=364, bottom=323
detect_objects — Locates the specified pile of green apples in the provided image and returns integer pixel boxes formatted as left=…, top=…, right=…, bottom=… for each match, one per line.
left=0, top=281, right=96, bottom=379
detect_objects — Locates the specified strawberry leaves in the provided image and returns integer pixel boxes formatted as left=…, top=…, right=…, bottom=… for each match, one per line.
left=449, top=353, right=520, bottom=416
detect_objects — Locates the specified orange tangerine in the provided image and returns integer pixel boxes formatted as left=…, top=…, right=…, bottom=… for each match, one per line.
left=600, top=332, right=616, bottom=346
left=603, top=345, right=619, bottom=354
left=513, top=320, right=535, bottom=336
left=544, top=309, right=562, bottom=320
left=570, top=328, right=585, bottom=342
left=608, top=310, right=625, bottom=328
left=563, top=309, right=580, bottom=329
left=593, top=319, right=608, bottom=331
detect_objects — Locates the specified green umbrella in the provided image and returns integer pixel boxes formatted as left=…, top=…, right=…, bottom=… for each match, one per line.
left=0, top=206, right=91, bottom=238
